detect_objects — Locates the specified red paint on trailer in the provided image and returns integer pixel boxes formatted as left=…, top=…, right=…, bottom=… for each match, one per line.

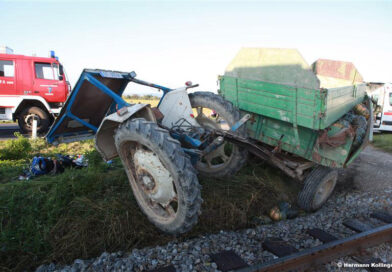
left=312, top=59, right=363, bottom=82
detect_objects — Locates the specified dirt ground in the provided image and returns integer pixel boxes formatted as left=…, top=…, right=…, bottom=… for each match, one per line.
left=337, top=145, right=392, bottom=193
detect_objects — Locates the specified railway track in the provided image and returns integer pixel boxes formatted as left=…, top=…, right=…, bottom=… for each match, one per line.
left=238, top=210, right=392, bottom=272
left=150, top=210, right=392, bottom=272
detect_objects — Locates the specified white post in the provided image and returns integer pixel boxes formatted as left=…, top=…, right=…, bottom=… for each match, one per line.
left=32, top=118, right=37, bottom=139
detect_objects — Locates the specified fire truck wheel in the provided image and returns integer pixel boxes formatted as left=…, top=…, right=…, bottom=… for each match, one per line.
left=298, top=166, right=338, bottom=212
left=18, top=106, right=50, bottom=134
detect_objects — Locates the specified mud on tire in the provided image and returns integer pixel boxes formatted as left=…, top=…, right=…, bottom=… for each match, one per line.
left=298, top=166, right=338, bottom=212
left=189, top=91, right=248, bottom=177
left=114, top=118, right=202, bottom=234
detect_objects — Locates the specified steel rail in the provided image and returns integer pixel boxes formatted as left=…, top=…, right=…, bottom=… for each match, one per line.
left=236, top=223, right=392, bottom=272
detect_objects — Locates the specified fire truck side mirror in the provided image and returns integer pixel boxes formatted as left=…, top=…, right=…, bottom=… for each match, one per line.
left=59, top=75, right=64, bottom=80
left=59, top=64, right=64, bottom=76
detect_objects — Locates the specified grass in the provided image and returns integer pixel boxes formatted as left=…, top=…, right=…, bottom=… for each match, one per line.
left=0, top=120, right=15, bottom=124
left=0, top=134, right=300, bottom=271
left=372, top=132, right=392, bottom=153
left=124, top=98, right=159, bottom=107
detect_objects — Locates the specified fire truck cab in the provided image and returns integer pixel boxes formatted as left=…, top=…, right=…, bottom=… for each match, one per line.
left=0, top=47, right=70, bottom=134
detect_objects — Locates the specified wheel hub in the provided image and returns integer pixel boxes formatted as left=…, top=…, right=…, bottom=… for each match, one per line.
left=133, top=148, right=176, bottom=207
left=25, top=114, right=40, bottom=128
left=314, top=178, right=335, bottom=207
left=141, top=175, right=155, bottom=190
left=196, top=111, right=232, bottom=169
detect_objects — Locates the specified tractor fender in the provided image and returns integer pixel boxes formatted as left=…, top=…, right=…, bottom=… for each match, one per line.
left=95, top=104, right=156, bottom=161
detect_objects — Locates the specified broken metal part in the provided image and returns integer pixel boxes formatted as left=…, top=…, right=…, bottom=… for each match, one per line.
left=216, top=130, right=311, bottom=180
left=317, top=126, right=355, bottom=148
left=202, top=136, right=224, bottom=156
left=230, top=114, right=251, bottom=132
left=116, top=105, right=129, bottom=116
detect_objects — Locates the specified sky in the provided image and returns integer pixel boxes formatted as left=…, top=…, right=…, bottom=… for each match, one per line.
left=1, top=0, right=391, bottom=95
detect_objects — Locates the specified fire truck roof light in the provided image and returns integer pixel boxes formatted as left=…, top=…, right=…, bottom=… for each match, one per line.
left=50, top=50, right=56, bottom=58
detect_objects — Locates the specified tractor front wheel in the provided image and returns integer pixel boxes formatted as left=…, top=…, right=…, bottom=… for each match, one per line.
left=114, top=118, right=202, bottom=234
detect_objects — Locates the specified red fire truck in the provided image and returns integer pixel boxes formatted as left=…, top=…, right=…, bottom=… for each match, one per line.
left=0, top=48, right=70, bottom=134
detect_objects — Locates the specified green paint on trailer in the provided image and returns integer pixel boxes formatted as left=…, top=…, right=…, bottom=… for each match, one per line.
left=219, top=48, right=371, bottom=168
left=220, top=76, right=369, bottom=168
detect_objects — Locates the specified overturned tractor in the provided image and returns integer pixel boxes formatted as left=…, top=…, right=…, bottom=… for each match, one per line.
left=46, top=48, right=371, bottom=234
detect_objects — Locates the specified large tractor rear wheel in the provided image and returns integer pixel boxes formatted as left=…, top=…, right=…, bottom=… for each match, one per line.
left=114, top=118, right=202, bottom=234
left=298, top=166, right=338, bottom=212
left=189, top=92, right=248, bottom=177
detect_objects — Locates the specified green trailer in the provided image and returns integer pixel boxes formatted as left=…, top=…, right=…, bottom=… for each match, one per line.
left=218, top=48, right=372, bottom=211
left=42, top=50, right=372, bottom=233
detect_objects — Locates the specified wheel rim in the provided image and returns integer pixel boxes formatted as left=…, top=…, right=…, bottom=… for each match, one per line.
left=24, top=114, right=41, bottom=129
left=193, top=106, right=235, bottom=173
left=313, top=176, right=336, bottom=207
left=122, top=142, right=179, bottom=222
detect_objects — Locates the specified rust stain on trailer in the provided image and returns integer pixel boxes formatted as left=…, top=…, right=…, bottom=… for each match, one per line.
left=317, top=126, right=355, bottom=148
left=312, top=59, right=363, bottom=83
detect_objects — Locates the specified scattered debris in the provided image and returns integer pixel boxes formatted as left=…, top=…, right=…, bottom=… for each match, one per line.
left=353, top=103, right=370, bottom=120
left=19, top=154, right=88, bottom=180
left=269, top=202, right=299, bottom=221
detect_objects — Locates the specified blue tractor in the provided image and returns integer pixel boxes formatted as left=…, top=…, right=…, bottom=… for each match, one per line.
left=47, top=69, right=248, bottom=234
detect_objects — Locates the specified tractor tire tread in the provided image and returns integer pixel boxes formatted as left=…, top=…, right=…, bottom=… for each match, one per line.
left=188, top=92, right=248, bottom=177
left=114, top=118, right=202, bottom=234
left=298, top=166, right=337, bottom=212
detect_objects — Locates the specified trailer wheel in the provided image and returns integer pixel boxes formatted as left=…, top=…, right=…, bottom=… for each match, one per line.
left=298, top=166, right=338, bottom=212
left=114, top=118, right=202, bottom=234
left=18, top=106, right=50, bottom=134
left=189, top=92, right=248, bottom=177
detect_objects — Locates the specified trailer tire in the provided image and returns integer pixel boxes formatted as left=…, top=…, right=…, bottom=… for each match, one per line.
left=18, top=106, right=50, bottom=134
left=189, top=92, right=248, bottom=177
left=298, top=166, right=338, bottom=212
left=114, top=118, right=202, bottom=234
